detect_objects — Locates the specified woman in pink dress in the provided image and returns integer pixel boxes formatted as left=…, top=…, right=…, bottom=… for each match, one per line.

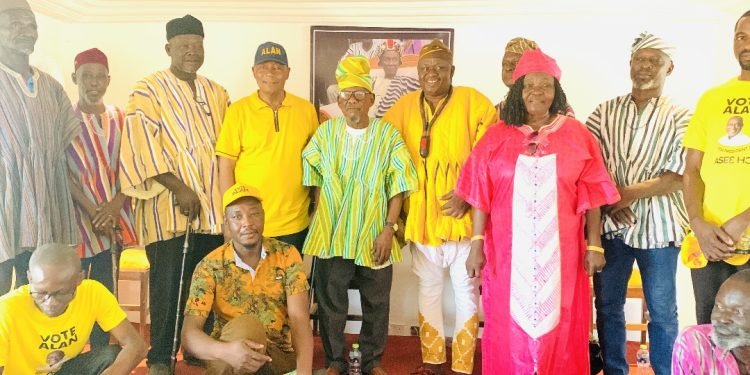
left=456, top=49, right=620, bottom=374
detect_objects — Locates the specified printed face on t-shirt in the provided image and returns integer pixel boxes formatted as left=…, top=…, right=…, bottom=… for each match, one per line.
left=726, top=116, right=744, bottom=138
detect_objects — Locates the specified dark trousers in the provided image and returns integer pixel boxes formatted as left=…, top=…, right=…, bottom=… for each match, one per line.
left=273, top=227, right=309, bottom=254
left=0, top=249, right=32, bottom=294
left=691, top=260, right=750, bottom=324
left=81, top=249, right=115, bottom=348
left=145, top=233, right=224, bottom=365
left=57, top=345, right=121, bottom=375
left=314, top=257, right=392, bottom=373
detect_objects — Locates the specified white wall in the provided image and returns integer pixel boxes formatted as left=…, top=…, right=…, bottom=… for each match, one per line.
left=27, top=1, right=749, bottom=336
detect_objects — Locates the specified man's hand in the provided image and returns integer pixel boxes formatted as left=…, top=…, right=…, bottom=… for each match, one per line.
left=465, top=242, right=486, bottom=279
left=608, top=185, right=636, bottom=212
left=722, top=213, right=750, bottom=246
left=82, top=200, right=99, bottom=221
left=584, top=251, right=606, bottom=276
left=83, top=203, right=110, bottom=237
left=35, top=358, right=67, bottom=374
left=372, top=229, right=393, bottom=265
left=692, top=217, right=735, bottom=261
left=440, top=190, right=470, bottom=218
left=174, top=185, right=201, bottom=220
left=91, top=195, right=127, bottom=234
left=221, top=340, right=272, bottom=372
left=608, top=207, right=637, bottom=227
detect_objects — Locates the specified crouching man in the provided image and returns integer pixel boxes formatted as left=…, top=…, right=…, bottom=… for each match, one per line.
left=0, top=243, right=147, bottom=374
left=182, top=184, right=313, bottom=374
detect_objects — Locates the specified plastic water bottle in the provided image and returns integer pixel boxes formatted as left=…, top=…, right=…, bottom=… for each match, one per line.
left=349, top=343, right=362, bottom=375
left=636, top=344, right=650, bottom=373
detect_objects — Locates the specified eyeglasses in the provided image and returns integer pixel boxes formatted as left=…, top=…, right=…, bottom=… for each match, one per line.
left=30, top=286, right=77, bottom=302
left=338, top=91, right=370, bottom=101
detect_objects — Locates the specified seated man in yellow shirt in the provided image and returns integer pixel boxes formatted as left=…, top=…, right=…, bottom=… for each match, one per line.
left=181, top=184, right=313, bottom=375
left=0, top=243, right=147, bottom=374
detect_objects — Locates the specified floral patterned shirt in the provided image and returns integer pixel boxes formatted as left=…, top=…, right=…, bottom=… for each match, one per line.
left=185, top=238, right=309, bottom=352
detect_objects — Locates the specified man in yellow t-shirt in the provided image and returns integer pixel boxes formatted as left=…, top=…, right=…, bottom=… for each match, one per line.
left=0, top=243, right=146, bottom=374
left=682, top=10, right=750, bottom=325
left=216, top=42, right=319, bottom=251
left=382, top=39, right=496, bottom=375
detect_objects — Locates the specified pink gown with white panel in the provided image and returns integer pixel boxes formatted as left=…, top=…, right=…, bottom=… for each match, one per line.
left=456, top=115, right=619, bottom=375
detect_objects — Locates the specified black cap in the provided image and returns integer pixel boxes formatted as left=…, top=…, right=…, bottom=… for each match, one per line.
left=166, top=14, right=204, bottom=40
left=254, top=41, right=288, bottom=66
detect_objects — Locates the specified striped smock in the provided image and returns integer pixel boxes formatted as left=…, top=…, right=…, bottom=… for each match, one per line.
left=585, top=94, right=691, bottom=249
left=119, top=70, right=230, bottom=245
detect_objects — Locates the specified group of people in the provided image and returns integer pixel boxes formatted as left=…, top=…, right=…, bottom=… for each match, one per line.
left=0, top=0, right=749, bottom=373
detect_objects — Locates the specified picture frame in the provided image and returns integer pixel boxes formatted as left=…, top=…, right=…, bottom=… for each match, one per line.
left=310, top=26, right=454, bottom=122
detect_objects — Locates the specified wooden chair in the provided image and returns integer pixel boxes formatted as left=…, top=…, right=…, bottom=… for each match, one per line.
left=118, top=248, right=150, bottom=337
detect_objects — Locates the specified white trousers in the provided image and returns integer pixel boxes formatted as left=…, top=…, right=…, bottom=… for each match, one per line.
left=412, top=240, right=480, bottom=374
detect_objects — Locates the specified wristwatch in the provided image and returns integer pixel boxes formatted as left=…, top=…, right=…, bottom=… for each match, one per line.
left=386, top=221, right=399, bottom=233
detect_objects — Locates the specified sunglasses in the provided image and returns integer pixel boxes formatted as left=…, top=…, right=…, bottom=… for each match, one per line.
left=338, top=91, right=371, bottom=101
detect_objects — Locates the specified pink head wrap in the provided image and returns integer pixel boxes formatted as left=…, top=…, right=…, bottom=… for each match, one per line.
left=511, top=48, right=561, bottom=82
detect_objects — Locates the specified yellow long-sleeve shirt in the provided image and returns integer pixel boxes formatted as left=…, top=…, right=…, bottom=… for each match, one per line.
left=383, top=86, right=497, bottom=246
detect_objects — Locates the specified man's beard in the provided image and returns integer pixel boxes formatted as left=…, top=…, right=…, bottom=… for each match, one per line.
left=713, top=323, right=750, bottom=351
left=740, top=60, right=750, bottom=72
left=633, top=79, right=657, bottom=90
left=346, top=112, right=362, bottom=126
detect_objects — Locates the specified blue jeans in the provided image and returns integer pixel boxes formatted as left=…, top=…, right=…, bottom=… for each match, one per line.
left=593, top=237, right=679, bottom=375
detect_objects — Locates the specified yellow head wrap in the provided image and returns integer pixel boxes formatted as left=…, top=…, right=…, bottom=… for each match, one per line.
left=505, top=37, right=538, bottom=55
left=336, top=55, right=373, bottom=92
left=418, top=39, right=453, bottom=61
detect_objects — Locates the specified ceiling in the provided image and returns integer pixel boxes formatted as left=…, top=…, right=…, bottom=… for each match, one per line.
left=30, top=0, right=748, bottom=23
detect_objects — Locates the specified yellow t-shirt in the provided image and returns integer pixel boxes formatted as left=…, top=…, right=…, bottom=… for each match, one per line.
left=0, top=280, right=127, bottom=374
left=216, top=92, right=319, bottom=237
left=383, top=86, right=497, bottom=246
left=682, top=77, right=750, bottom=266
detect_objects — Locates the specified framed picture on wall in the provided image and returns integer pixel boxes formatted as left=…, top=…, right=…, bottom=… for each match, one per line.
left=310, top=26, right=454, bottom=123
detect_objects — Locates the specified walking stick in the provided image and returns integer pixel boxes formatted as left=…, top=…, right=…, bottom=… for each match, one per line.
left=171, top=221, right=192, bottom=372
left=111, top=226, right=122, bottom=299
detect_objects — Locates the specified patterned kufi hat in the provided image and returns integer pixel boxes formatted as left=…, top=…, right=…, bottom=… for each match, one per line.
left=631, top=31, right=675, bottom=61
left=505, top=37, right=538, bottom=55
left=418, top=39, right=452, bottom=61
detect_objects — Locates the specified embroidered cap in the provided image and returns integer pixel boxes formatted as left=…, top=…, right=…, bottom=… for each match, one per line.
left=223, top=184, right=263, bottom=211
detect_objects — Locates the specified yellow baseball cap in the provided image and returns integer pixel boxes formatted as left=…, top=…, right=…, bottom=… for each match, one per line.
left=222, top=184, right=263, bottom=210
left=681, top=230, right=750, bottom=268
